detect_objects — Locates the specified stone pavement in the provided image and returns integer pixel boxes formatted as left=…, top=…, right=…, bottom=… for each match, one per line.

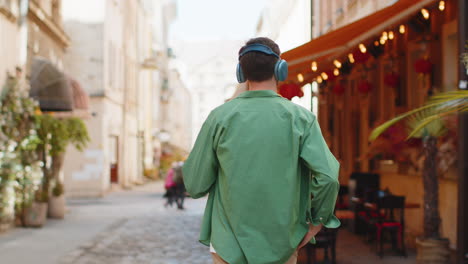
left=0, top=180, right=418, bottom=264
left=0, top=181, right=211, bottom=264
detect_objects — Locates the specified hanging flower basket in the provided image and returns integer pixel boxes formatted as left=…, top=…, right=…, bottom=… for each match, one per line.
left=384, top=72, right=400, bottom=87
left=414, top=58, right=432, bottom=74
left=358, top=80, right=373, bottom=94
left=333, top=83, right=345, bottom=95
left=279, top=83, right=304, bottom=100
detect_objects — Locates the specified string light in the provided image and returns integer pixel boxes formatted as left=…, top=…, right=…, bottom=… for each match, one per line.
left=333, top=68, right=340, bottom=76
left=421, top=8, right=430, bottom=20
left=348, top=53, right=355, bottom=63
left=311, top=61, right=318, bottom=72
left=297, top=73, right=304, bottom=83
left=399, top=25, right=406, bottom=34
left=333, top=60, right=342, bottom=68
left=374, top=41, right=380, bottom=46
left=388, top=31, right=395, bottom=40
left=321, top=72, right=329, bottom=80
left=382, top=31, right=388, bottom=41
left=380, top=37, right=386, bottom=45
left=439, top=1, right=445, bottom=11
left=359, top=43, right=367, bottom=53
left=317, top=76, right=323, bottom=83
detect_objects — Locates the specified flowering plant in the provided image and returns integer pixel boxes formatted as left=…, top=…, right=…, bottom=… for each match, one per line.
left=278, top=83, right=304, bottom=100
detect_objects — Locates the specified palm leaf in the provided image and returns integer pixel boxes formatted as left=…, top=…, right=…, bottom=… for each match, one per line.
left=406, top=108, right=447, bottom=139
left=369, top=90, right=468, bottom=141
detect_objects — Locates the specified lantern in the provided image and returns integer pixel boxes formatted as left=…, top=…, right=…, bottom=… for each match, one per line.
left=414, top=58, right=432, bottom=74
left=358, top=80, right=373, bottom=94
left=333, top=83, right=345, bottom=95
left=384, top=72, right=400, bottom=87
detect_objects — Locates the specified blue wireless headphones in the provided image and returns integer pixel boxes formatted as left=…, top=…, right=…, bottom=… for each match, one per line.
left=236, top=43, right=288, bottom=83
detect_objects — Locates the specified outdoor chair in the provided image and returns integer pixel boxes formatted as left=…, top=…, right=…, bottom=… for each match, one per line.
left=336, top=185, right=349, bottom=210
left=370, top=195, right=407, bottom=258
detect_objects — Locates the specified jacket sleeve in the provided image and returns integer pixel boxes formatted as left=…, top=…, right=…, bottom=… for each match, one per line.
left=300, top=117, right=341, bottom=228
left=182, top=114, right=219, bottom=199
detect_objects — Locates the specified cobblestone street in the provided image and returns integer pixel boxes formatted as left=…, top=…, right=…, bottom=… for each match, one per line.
left=0, top=181, right=211, bottom=264
left=58, top=194, right=211, bottom=264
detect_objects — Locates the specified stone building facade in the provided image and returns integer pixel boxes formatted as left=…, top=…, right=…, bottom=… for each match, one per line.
left=62, top=0, right=174, bottom=197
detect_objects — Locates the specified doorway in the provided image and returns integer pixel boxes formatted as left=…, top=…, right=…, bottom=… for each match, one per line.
left=109, top=136, right=119, bottom=183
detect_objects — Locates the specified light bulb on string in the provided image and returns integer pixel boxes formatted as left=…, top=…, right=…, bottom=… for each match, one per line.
left=317, top=76, right=323, bottom=84
left=439, top=1, right=445, bottom=11
left=321, top=72, right=329, bottom=80
left=382, top=31, right=388, bottom=41
left=374, top=41, right=379, bottom=46
left=311, top=61, right=318, bottom=72
left=297, top=73, right=304, bottom=83
left=421, top=8, right=430, bottom=20
left=380, top=37, right=386, bottom=45
left=333, top=68, right=340, bottom=76
left=388, top=31, right=394, bottom=40
left=399, top=25, right=406, bottom=34
left=333, top=60, right=342, bottom=68
left=348, top=53, right=355, bottom=63
left=359, top=43, right=367, bottom=53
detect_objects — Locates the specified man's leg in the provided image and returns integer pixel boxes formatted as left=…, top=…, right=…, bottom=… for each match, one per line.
left=212, top=252, right=297, bottom=264
left=284, top=251, right=298, bottom=264
left=211, top=253, right=229, bottom=264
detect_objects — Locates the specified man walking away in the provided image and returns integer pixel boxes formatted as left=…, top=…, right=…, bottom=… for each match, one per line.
left=183, top=37, right=340, bottom=264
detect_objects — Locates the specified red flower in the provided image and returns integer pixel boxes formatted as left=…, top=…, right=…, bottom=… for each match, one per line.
left=333, top=83, right=345, bottom=95
left=414, top=58, right=432, bottom=74
left=358, top=80, right=373, bottom=94
left=278, top=83, right=304, bottom=100
left=384, top=72, right=400, bottom=87
left=353, top=50, right=371, bottom=64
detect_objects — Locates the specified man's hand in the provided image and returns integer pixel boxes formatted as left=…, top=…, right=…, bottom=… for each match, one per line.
left=297, top=224, right=322, bottom=249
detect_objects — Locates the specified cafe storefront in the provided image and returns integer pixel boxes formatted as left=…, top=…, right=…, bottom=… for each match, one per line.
left=281, top=0, right=463, bottom=261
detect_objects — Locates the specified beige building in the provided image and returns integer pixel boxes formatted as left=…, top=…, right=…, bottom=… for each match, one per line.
left=171, top=40, right=241, bottom=143
left=0, top=1, right=20, bottom=85
left=161, top=67, right=192, bottom=152
left=0, top=0, right=69, bottom=88
left=62, top=0, right=173, bottom=197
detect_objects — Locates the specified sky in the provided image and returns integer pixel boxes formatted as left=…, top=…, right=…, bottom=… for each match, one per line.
left=169, top=0, right=268, bottom=42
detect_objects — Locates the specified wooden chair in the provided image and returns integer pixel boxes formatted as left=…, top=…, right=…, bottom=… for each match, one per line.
left=372, top=195, right=407, bottom=258
left=304, top=228, right=338, bottom=264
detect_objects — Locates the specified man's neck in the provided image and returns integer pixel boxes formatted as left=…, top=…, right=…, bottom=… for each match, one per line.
left=247, top=78, right=277, bottom=91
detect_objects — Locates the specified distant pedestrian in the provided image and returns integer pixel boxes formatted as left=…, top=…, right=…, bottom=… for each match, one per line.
left=183, top=37, right=340, bottom=264
left=163, top=162, right=177, bottom=208
left=173, top=161, right=186, bottom=210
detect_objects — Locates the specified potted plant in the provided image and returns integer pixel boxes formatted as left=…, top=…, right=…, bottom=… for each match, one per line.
left=35, top=115, right=89, bottom=219
left=370, top=92, right=467, bottom=263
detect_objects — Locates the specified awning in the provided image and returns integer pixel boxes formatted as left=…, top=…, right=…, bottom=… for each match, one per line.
left=30, top=57, right=74, bottom=111
left=282, top=0, right=438, bottom=83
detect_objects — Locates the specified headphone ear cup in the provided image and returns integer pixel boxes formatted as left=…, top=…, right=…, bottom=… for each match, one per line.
left=236, top=63, right=245, bottom=83
left=274, top=60, right=289, bottom=81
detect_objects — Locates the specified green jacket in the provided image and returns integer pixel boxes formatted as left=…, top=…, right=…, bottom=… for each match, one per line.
left=183, top=90, right=340, bottom=264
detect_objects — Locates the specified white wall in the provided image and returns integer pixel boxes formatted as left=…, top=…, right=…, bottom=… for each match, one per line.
left=0, top=15, right=20, bottom=87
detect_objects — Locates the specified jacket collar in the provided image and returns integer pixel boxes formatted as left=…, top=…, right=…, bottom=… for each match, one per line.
left=237, top=90, right=280, bottom=98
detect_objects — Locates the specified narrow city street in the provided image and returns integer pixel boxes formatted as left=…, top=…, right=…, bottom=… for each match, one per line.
left=0, top=179, right=418, bottom=264
left=0, top=181, right=211, bottom=264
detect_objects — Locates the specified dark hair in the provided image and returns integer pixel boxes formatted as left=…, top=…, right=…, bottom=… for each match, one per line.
left=238, top=37, right=281, bottom=82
